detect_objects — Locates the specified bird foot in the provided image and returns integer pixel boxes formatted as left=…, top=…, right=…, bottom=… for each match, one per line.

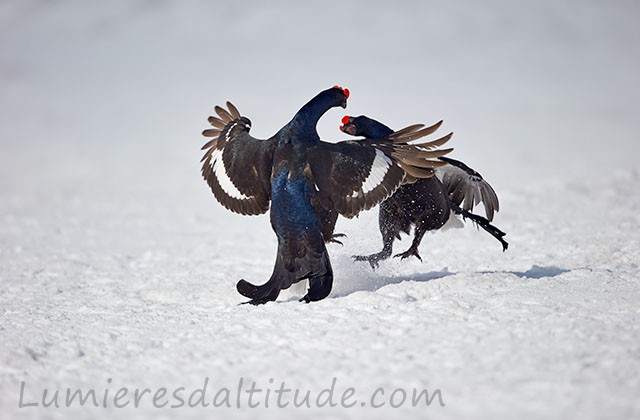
left=240, top=296, right=273, bottom=306
left=394, top=247, right=422, bottom=261
left=352, top=251, right=391, bottom=270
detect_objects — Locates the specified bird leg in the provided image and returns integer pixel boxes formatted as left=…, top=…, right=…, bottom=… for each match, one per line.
left=352, top=217, right=396, bottom=269
left=394, top=223, right=428, bottom=261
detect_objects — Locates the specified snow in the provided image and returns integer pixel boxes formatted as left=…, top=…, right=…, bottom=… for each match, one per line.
left=1, top=1, right=639, bottom=419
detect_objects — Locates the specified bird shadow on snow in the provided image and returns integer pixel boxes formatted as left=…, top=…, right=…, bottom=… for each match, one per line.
left=281, top=264, right=572, bottom=303
left=328, top=264, right=571, bottom=300
left=492, top=264, right=571, bottom=279
left=330, top=261, right=456, bottom=298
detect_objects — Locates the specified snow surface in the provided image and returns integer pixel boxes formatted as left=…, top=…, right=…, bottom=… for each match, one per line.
left=1, top=1, right=639, bottom=419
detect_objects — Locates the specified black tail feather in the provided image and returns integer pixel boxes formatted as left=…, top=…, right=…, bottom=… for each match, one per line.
left=236, top=279, right=281, bottom=305
left=450, top=203, right=509, bottom=251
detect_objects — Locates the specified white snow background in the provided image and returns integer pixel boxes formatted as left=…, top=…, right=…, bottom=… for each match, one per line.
left=1, top=1, right=639, bottom=419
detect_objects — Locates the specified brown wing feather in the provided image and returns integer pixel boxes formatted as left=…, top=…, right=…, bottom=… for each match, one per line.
left=310, top=123, right=453, bottom=218
left=200, top=102, right=275, bottom=216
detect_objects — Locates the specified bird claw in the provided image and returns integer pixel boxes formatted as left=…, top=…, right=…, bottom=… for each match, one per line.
left=393, top=248, right=422, bottom=261
left=329, top=233, right=347, bottom=246
left=299, top=295, right=311, bottom=303
left=239, top=298, right=269, bottom=306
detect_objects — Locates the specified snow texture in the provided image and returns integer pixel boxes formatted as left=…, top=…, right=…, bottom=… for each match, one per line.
left=1, top=1, right=639, bottom=419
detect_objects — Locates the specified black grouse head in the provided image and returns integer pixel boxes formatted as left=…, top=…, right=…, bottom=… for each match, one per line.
left=340, top=115, right=359, bottom=136
left=340, top=115, right=393, bottom=138
left=328, top=85, right=349, bottom=109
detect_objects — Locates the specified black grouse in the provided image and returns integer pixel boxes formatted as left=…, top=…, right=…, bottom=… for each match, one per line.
left=200, top=87, right=454, bottom=304
left=340, top=115, right=508, bottom=269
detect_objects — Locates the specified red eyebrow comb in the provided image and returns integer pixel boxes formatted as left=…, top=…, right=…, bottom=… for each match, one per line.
left=332, top=85, right=350, bottom=99
left=341, top=115, right=351, bottom=125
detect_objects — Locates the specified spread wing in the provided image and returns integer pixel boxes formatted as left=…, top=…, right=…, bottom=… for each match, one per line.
left=309, top=125, right=454, bottom=218
left=436, top=156, right=500, bottom=221
left=200, top=102, right=275, bottom=215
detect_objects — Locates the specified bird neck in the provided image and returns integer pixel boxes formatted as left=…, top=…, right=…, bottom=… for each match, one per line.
left=289, top=90, right=337, bottom=134
left=363, top=120, right=394, bottom=138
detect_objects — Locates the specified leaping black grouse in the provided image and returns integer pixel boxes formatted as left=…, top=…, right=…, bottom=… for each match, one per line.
left=340, top=115, right=508, bottom=269
left=201, top=87, right=454, bottom=304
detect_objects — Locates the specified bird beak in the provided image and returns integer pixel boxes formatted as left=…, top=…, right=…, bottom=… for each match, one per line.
left=341, top=98, right=347, bottom=109
left=341, top=123, right=357, bottom=135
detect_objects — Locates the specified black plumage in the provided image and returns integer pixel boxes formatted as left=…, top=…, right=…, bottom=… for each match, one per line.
left=340, top=115, right=508, bottom=269
left=201, top=87, right=454, bottom=304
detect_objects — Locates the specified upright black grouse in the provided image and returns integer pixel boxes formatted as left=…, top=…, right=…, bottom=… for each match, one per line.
left=200, top=87, right=454, bottom=304
left=340, top=115, right=508, bottom=269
